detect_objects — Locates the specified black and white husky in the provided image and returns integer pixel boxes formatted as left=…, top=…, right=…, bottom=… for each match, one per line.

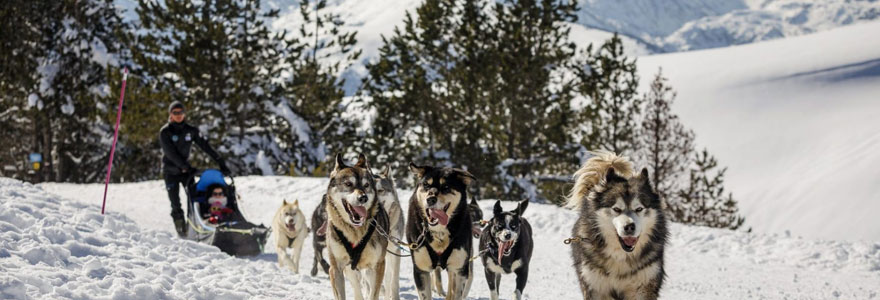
left=325, top=153, right=390, bottom=300
left=567, top=151, right=669, bottom=300
left=479, top=200, right=533, bottom=300
left=406, top=163, right=476, bottom=300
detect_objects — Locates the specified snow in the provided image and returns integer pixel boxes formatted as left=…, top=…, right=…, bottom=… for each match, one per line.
left=0, top=175, right=867, bottom=299
left=579, top=0, right=880, bottom=52
left=637, top=21, right=880, bottom=241
left=255, top=150, right=275, bottom=176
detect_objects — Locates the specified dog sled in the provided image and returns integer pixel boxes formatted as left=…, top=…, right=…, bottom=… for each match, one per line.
left=184, top=169, right=270, bottom=256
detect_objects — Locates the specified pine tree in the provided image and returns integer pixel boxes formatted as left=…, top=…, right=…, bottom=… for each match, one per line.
left=133, top=0, right=291, bottom=175
left=0, top=0, right=42, bottom=180
left=362, top=0, right=460, bottom=182
left=225, top=0, right=287, bottom=175
left=0, top=0, right=125, bottom=183
left=573, top=34, right=641, bottom=155
left=279, top=0, right=361, bottom=175
left=364, top=0, right=579, bottom=199
left=488, top=0, right=579, bottom=199
left=96, top=68, right=169, bottom=182
left=675, top=149, right=745, bottom=230
left=636, top=70, right=695, bottom=203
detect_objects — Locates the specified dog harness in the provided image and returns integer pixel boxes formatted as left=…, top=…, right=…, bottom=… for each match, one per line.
left=331, top=222, right=376, bottom=270
left=425, top=241, right=456, bottom=269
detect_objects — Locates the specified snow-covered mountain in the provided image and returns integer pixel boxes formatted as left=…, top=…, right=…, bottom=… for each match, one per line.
left=638, top=21, right=880, bottom=242
left=1, top=176, right=875, bottom=299
left=579, top=0, right=880, bottom=51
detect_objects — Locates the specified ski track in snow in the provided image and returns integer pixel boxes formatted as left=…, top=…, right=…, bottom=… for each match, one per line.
left=0, top=176, right=875, bottom=299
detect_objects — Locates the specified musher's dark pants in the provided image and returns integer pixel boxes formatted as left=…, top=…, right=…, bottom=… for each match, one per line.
left=164, top=173, right=188, bottom=221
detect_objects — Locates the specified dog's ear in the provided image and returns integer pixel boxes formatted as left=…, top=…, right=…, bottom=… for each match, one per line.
left=638, top=167, right=664, bottom=208
left=294, top=199, right=299, bottom=206
left=638, top=168, right=655, bottom=192
left=333, top=153, right=347, bottom=174
left=605, top=168, right=625, bottom=183
left=470, top=197, right=478, bottom=206
left=409, top=162, right=427, bottom=179
left=516, top=199, right=529, bottom=216
left=639, top=168, right=651, bottom=185
left=283, top=199, right=288, bottom=205
left=493, top=200, right=503, bottom=216
left=454, top=169, right=476, bottom=187
left=382, top=165, right=391, bottom=178
left=354, top=153, right=369, bottom=169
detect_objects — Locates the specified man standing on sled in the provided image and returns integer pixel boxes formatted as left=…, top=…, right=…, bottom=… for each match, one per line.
left=159, top=101, right=230, bottom=237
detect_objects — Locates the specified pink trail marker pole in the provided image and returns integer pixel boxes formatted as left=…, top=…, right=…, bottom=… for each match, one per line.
left=101, top=68, right=129, bottom=215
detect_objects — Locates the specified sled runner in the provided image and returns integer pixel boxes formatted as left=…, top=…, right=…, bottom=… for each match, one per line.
left=184, top=169, right=270, bottom=256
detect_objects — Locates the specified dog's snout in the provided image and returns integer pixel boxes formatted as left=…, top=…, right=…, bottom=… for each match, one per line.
left=504, top=232, right=512, bottom=240
left=624, top=223, right=636, bottom=235
left=427, top=196, right=438, bottom=206
left=358, top=194, right=368, bottom=204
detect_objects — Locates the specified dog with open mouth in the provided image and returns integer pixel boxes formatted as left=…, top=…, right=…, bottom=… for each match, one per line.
left=567, top=151, right=669, bottom=300
left=325, top=153, right=390, bottom=300
left=406, top=163, right=476, bottom=300
left=479, top=200, right=533, bottom=300
left=432, top=197, right=485, bottom=297
left=273, top=199, right=309, bottom=274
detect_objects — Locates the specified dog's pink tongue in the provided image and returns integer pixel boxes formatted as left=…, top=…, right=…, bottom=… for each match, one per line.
left=429, top=209, right=449, bottom=226
left=497, top=241, right=511, bottom=262
left=622, top=237, right=638, bottom=247
left=352, top=205, right=367, bottom=219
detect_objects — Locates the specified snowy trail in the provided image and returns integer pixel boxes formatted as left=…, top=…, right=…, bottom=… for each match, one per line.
left=2, top=176, right=871, bottom=299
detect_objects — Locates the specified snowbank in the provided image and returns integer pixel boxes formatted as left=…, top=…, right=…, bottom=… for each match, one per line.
left=0, top=178, right=328, bottom=299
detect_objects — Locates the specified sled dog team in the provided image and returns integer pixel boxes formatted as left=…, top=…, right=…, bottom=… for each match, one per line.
left=273, top=151, right=668, bottom=300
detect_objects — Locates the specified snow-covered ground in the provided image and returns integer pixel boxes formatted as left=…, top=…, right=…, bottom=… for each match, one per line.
left=638, top=21, right=880, bottom=242
left=1, top=176, right=876, bottom=299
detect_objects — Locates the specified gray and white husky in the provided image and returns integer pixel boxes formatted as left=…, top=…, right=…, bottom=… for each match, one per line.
left=325, top=153, right=390, bottom=300
left=371, top=165, right=404, bottom=300
left=567, top=151, right=669, bottom=300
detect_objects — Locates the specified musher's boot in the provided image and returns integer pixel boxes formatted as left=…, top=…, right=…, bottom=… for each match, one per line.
left=174, top=218, right=187, bottom=238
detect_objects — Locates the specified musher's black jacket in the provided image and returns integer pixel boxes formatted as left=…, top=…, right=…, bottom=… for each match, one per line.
left=159, top=122, right=223, bottom=176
